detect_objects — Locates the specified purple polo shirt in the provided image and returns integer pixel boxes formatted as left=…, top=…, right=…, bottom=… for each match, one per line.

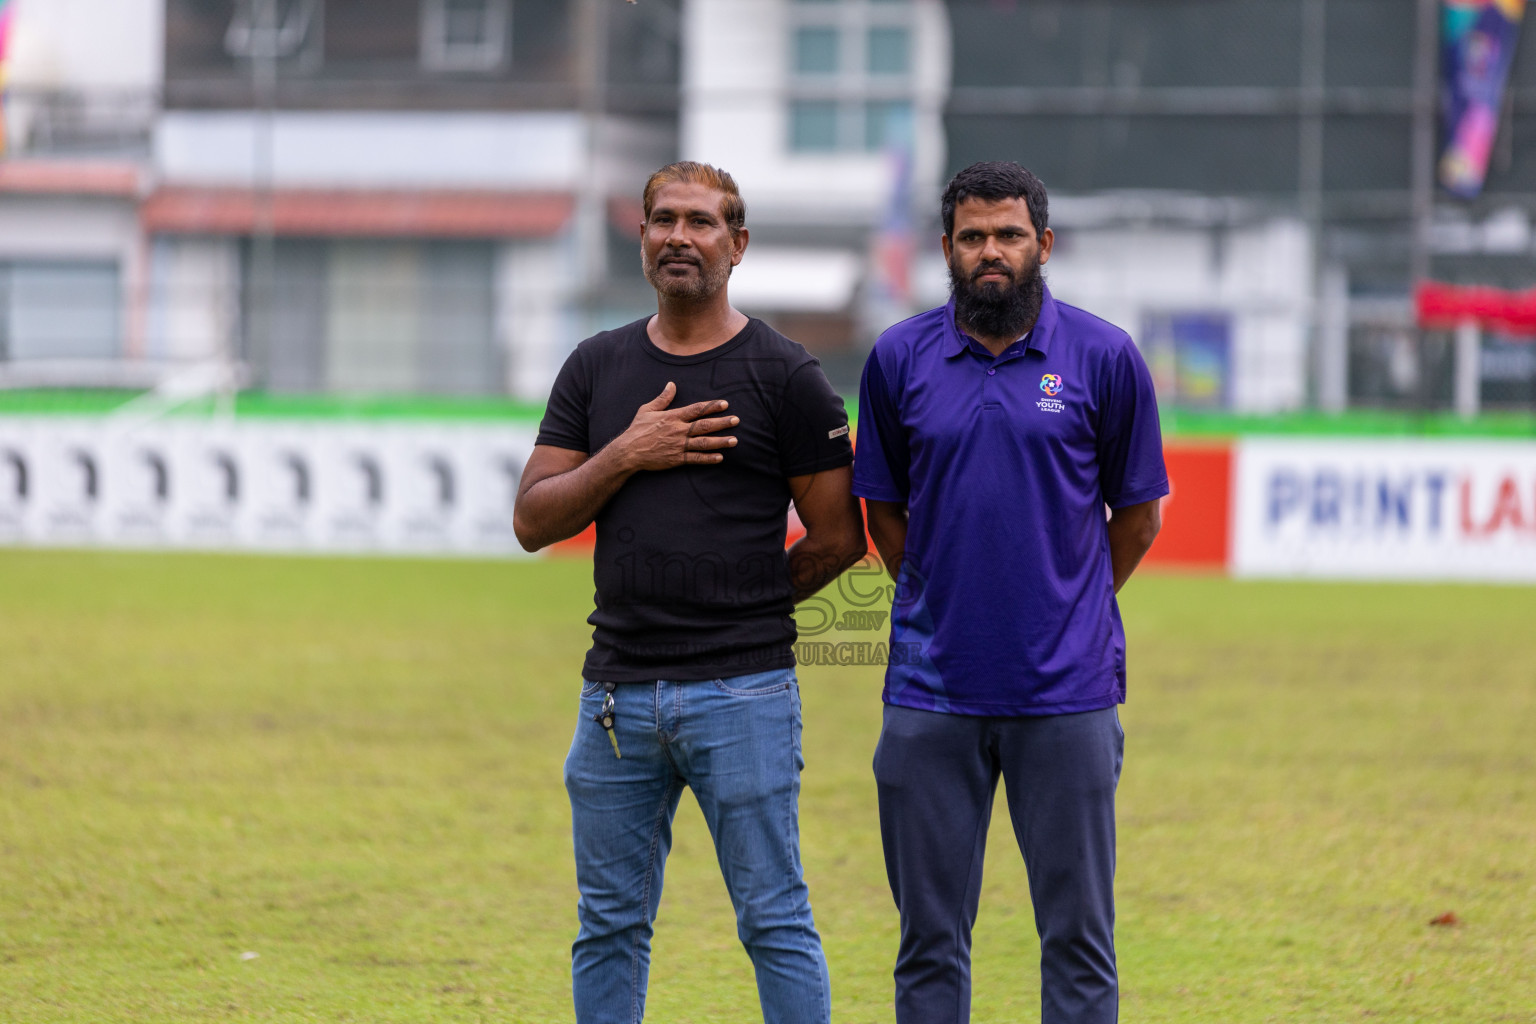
left=853, top=286, right=1168, bottom=717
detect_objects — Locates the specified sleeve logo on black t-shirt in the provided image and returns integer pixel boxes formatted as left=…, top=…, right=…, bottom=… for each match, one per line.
left=828, top=425, right=850, bottom=440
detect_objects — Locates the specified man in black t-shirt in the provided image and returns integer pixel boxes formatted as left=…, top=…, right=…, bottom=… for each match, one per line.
left=514, top=161, right=865, bottom=1024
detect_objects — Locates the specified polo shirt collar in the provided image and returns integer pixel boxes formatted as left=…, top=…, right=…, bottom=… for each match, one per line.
left=943, top=283, right=1060, bottom=360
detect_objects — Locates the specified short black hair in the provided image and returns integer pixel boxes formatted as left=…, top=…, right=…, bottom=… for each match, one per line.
left=941, top=161, right=1049, bottom=240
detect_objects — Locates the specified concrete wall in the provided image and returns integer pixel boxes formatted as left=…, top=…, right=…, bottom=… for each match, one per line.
left=1045, top=219, right=1312, bottom=413
left=7, top=0, right=164, bottom=92
left=145, top=237, right=241, bottom=364
left=155, top=111, right=588, bottom=190
left=500, top=235, right=579, bottom=402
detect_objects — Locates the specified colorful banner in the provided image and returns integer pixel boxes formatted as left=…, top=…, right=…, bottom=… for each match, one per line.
left=1439, top=0, right=1527, bottom=199
left=1143, top=313, right=1233, bottom=410
left=0, top=0, right=13, bottom=156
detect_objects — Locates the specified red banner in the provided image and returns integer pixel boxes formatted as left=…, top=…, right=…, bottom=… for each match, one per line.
left=1415, top=280, right=1536, bottom=336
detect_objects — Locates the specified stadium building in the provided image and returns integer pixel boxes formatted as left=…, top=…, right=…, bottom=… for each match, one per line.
left=0, top=0, right=1533, bottom=413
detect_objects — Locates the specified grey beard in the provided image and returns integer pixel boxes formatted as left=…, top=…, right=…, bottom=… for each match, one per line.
left=642, top=248, right=732, bottom=301
left=951, top=259, right=1044, bottom=342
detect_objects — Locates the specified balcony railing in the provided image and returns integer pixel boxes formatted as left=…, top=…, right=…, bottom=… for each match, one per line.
left=4, top=88, right=157, bottom=158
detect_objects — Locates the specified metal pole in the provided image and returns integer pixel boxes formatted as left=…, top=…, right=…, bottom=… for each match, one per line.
left=1300, top=0, right=1329, bottom=409
left=575, top=0, right=609, bottom=299
left=1454, top=318, right=1481, bottom=418
left=1410, top=0, right=1438, bottom=287
left=248, top=0, right=279, bottom=406
left=1410, top=0, right=1439, bottom=415
left=1298, top=0, right=1326, bottom=225
left=1318, top=263, right=1350, bottom=413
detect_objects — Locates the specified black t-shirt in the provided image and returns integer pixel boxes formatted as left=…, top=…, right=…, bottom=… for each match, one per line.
left=536, top=316, right=854, bottom=682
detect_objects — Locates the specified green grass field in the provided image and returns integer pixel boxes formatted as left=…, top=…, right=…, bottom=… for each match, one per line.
left=1, top=550, right=1533, bottom=1023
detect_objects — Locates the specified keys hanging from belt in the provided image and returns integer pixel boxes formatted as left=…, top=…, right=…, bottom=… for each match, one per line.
left=592, top=681, right=621, bottom=759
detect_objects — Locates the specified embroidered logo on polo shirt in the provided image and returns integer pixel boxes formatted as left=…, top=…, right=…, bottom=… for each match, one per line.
left=1037, top=374, right=1065, bottom=413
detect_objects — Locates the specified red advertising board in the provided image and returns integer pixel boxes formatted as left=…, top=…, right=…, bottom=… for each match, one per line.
left=1142, top=442, right=1233, bottom=570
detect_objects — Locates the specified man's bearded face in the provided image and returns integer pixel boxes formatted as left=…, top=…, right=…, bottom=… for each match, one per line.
left=640, top=183, right=738, bottom=301
left=948, top=243, right=1044, bottom=342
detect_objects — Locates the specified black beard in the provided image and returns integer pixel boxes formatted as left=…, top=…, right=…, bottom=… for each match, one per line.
left=950, top=254, right=1044, bottom=342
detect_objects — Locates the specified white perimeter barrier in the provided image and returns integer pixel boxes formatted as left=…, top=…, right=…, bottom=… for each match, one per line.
left=0, top=417, right=538, bottom=557
left=1233, top=438, right=1536, bottom=581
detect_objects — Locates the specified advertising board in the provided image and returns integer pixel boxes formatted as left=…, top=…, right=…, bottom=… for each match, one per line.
left=7, top=420, right=1534, bottom=583
left=1232, top=438, right=1536, bottom=581
left=0, top=417, right=536, bottom=558
left=1140, top=442, right=1232, bottom=570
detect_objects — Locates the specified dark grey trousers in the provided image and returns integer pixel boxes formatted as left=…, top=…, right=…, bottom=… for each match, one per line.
left=873, top=703, right=1124, bottom=1024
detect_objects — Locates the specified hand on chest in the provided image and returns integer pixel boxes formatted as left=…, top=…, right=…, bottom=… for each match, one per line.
left=593, top=369, right=781, bottom=467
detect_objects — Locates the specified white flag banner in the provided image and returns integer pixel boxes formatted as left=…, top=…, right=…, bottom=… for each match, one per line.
left=1233, top=438, right=1536, bottom=581
left=0, top=417, right=537, bottom=558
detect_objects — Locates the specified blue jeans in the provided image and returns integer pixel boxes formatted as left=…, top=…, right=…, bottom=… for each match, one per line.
left=874, top=704, right=1124, bottom=1024
left=563, top=668, right=831, bottom=1024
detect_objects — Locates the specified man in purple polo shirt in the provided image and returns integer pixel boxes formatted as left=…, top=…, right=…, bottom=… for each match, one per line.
left=854, top=161, right=1167, bottom=1024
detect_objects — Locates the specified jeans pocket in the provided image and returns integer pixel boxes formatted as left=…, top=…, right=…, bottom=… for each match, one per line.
left=711, top=668, right=795, bottom=697
left=580, top=680, right=604, bottom=698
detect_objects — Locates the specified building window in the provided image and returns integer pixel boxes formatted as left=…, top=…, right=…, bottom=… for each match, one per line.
left=864, top=100, right=913, bottom=150
left=787, top=0, right=914, bottom=154
left=421, top=0, right=510, bottom=73
left=0, top=262, right=121, bottom=362
left=224, top=0, right=323, bottom=62
left=241, top=240, right=500, bottom=397
left=793, top=27, right=840, bottom=75
left=866, top=26, right=909, bottom=76
left=790, top=100, right=840, bottom=152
